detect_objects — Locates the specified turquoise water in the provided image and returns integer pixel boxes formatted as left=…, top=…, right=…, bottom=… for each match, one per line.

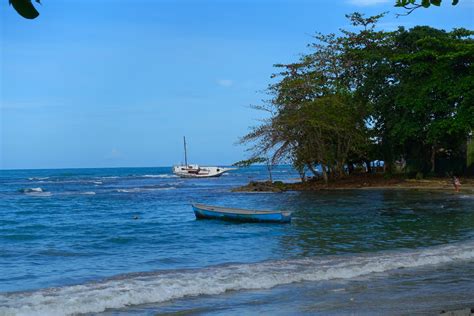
left=1, top=166, right=473, bottom=315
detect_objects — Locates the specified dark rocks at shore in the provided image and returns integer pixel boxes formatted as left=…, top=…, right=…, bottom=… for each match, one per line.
left=231, top=181, right=286, bottom=193
left=439, top=308, right=474, bottom=316
left=231, top=175, right=474, bottom=193
left=231, top=174, right=405, bottom=192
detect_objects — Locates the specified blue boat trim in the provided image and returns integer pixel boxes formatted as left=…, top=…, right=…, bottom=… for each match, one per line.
left=192, top=203, right=291, bottom=223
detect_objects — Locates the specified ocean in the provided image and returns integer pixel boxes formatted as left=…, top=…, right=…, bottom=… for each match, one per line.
left=0, top=166, right=473, bottom=315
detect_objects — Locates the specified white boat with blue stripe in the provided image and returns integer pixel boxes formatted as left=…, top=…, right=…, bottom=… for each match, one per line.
left=192, top=203, right=292, bottom=223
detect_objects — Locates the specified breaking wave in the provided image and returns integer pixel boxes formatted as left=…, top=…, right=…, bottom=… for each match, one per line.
left=116, top=187, right=176, bottom=193
left=141, top=174, right=178, bottom=178
left=19, top=187, right=44, bottom=193
left=18, top=188, right=52, bottom=197
left=1, top=240, right=473, bottom=316
left=96, top=174, right=177, bottom=180
left=80, top=191, right=96, bottom=195
left=27, top=179, right=104, bottom=185
left=27, top=177, right=49, bottom=181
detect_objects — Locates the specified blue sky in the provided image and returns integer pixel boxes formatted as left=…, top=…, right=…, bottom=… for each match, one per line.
left=1, top=0, right=473, bottom=169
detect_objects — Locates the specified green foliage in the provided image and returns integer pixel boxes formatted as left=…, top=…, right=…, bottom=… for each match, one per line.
left=273, top=181, right=285, bottom=188
left=240, top=13, right=384, bottom=183
left=395, top=0, right=460, bottom=15
left=232, top=157, right=267, bottom=168
left=363, top=26, right=474, bottom=175
left=241, top=12, right=473, bottom=180
left=9, top=0, right=41, bottom=19
left=395, top=0, right=459, bottom=8
left=468, top=139, right=474, bottom=168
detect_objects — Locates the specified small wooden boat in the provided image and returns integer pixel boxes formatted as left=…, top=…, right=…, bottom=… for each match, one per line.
left=192, top=203, right=291, bottom=223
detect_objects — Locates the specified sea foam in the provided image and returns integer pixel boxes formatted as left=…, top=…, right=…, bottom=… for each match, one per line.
left=27, top=177, right=49, bottom=181
left=142, top=174, right=178, bottom=178
left=116, top=187, right=176, bottom=193
left=1, top=240, right=473, bottom=316
left=18, top=188, right=52, bottom=197
left=80, top=191, right=96, bottom=195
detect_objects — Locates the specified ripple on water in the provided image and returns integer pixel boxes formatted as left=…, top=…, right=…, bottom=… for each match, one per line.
left=1, top=167, right=473, bottom=300
left=2, top=234, right=42, bottom=241
left=105, top=236, right=137, bottom=245
left=35, top=249, right=89, bottom=258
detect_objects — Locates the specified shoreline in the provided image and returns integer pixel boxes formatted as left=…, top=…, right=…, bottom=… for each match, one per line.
left=232, top=174, right=474, bottom=193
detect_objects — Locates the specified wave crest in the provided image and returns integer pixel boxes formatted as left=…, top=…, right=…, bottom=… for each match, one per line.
left=18, top=188, right=52, bottom=197
left=142, top=174, right=178, bottom=178
left=116, top=187, right=176, bottom=193
left=1, top=240, right=473, bottom=316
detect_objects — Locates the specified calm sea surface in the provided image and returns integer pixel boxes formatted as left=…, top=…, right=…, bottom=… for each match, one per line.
left=1, top=166, right=473, bottom=315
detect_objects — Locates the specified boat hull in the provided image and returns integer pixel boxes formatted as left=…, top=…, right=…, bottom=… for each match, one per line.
left=175, top=171, right=226, bottom=178
left=173, top=166, right=235, bottom=178
left=192, top=204, right=291, bottom=223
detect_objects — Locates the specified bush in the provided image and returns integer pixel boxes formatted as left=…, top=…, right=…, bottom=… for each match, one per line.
left=273, top=181, right=285, bottom=188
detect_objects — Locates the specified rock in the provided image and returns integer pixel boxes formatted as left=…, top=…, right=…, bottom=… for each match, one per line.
left=439, top=308, right=474, bottom=316
left=232, top=181, right=285, bottom=192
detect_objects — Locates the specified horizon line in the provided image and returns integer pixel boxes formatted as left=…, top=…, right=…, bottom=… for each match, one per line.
left=0, top=164, right=286, bottom=172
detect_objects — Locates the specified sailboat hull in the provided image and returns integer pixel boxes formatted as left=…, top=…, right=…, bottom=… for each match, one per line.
left=172, top=165, right=234, bottom=178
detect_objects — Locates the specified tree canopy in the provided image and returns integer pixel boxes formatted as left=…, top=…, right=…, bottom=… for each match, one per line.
left=241, top=13, right=473, bottom=182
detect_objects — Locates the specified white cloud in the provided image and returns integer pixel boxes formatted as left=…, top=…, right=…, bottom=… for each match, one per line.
left=110, top=148, right=120, bottom=156
left=105, top=148, right=122, bottom=160
left=346, top=0, right=390, bottom=6
left=217, top=79, right=234, bottom=87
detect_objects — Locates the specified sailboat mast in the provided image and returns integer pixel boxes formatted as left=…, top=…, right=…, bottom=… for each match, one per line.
left=183, top=136, right=188, bottom=167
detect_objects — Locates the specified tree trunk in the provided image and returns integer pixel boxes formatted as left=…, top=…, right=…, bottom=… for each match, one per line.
left=327, top=164, right=334, bottom=180
left=266, top=160, right=273, bottom=183
left=298, top=169, right=306, bottom=182
left=306, top=162, right=319, bottom=177
left=365, top=160, right=372, bottom=174
left=431, top=145, right=436, bottom=173
left=348, top=163, right=354, bottom=175
left=321, top=164, right=328, bottom=185
left=337, top=159, right=346, bottom=178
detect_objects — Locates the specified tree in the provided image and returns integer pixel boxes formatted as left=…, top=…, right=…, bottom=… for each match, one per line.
left=391, top=27, right=473, bottom=174
left=232, top=157, right=267, bottom=168
left=232, top=157, right=275, bottom=182
left=355, top=25, right=474, bottom=175
left=395, top=0, right=460, bottom=15
left=240, top=14, right=375, bottom=184
left=9, top=0, right=41, bottom=19
left=241, top=12, right=473, bottom=180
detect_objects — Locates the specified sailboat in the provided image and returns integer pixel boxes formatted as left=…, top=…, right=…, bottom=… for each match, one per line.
left=172, top=137, right=235, bottom=178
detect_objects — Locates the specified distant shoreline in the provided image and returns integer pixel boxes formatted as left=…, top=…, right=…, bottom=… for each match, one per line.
left=232, top=174, right=474, bottom=193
